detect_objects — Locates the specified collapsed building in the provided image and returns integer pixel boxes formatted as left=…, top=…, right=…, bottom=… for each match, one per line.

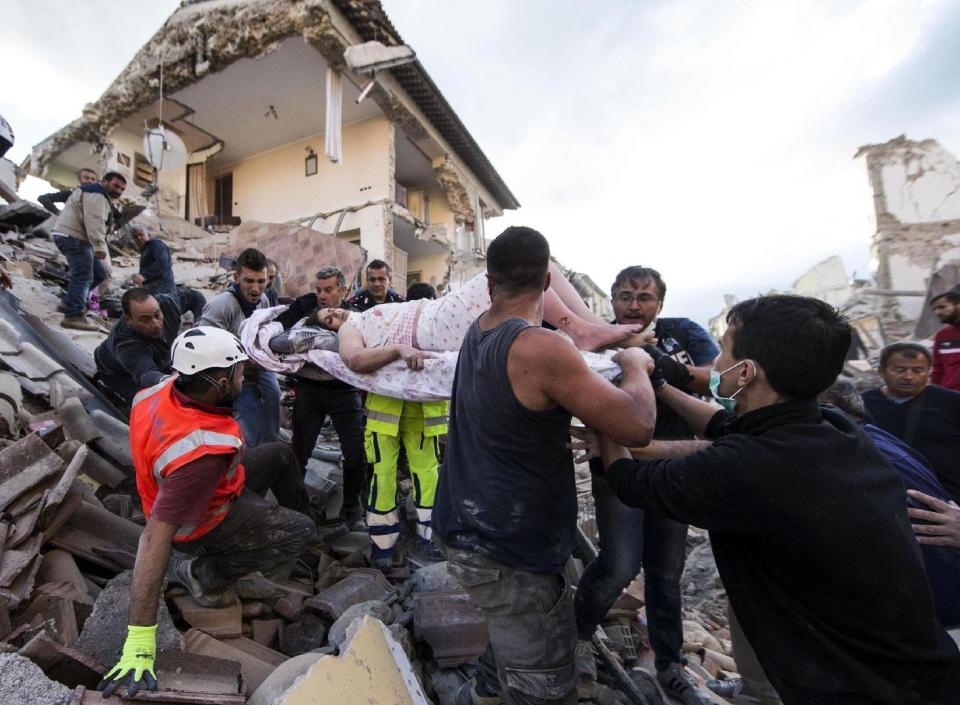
left=24, top=0, right=520, bottom=296
left=0, top=2, right=735, bottom=704
left=711, top=134, right=960, bottom=379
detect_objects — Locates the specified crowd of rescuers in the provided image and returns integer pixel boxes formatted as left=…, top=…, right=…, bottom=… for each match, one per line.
left=81, top=225, right=960, bottom=705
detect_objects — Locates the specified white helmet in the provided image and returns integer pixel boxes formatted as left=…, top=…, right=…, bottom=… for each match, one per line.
left=171, top=326, right=248, bottom=375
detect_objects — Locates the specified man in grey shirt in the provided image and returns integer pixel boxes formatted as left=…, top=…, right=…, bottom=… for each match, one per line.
left=198, top=248, right=280, bottom=447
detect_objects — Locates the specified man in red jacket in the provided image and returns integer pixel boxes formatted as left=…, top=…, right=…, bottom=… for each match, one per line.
left=931, top=291, right=960, bottom=391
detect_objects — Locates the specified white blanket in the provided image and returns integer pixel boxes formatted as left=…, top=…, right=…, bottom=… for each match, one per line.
left=240, top=307, right=622, bottom=401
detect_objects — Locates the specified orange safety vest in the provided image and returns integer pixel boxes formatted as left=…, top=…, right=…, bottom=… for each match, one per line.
left=130, top=378, right=246, bottom=542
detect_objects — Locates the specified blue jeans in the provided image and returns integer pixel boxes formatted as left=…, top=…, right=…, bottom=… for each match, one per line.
left=574, top=473, right=688, bottom=672
left=54, top=234, right=109, bottom=317
left=234, top=371, right=280, bottom=448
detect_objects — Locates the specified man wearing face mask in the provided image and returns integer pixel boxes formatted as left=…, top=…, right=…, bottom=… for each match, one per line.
left=574, top=266, right=718, bottom=705
left=98, top=327, right=323, bottom=699
left=582, top=295, right=960, bottom=705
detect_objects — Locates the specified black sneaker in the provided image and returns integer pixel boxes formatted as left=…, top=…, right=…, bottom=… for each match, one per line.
left=657, top=663, right=716, bottom=705
left=706, top=676, right=743, bottom=699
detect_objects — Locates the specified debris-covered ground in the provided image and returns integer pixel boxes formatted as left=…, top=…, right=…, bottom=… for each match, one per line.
left=0, top=204, right=738, bottom=704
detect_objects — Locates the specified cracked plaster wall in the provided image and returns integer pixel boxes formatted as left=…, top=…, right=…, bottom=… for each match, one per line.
left=858, top=135, right=960, bottom=322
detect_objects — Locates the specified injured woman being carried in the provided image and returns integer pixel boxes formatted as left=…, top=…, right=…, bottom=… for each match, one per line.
left=244, top=262, right=651, bottom=401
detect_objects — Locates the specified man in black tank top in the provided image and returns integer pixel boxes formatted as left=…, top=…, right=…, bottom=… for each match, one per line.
left=433, top=227, right=658, bottom=705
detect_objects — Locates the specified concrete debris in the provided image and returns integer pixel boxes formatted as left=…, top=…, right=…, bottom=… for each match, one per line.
left=277, top=612, right=327, bottom=656
left=0, top=652, right=71, bottom=705
left=18, top=631, right=105, bottom=689
left=410, top=560, right=460, bottom=593
left=183, top=628, right=276, bottom=695
left=305, top=568, right=392, bottom=619
left=74, top=570, right=179, bottom=667
left=248, top=652, right=326, bottom=705
left=413, top=591, right=488, bottom=667
left=170, top=592, right=243, bottom=638
left=328, top=599, right=393, bottom=648
left=274, top=616, right=430, bottom=705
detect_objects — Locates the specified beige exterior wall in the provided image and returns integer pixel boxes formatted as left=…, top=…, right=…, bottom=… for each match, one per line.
left=408, top=252, right=450, bottom=291
left=206, top=116, right=393, bottom=225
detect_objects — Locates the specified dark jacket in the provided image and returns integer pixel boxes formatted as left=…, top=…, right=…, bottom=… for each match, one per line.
left=139, top=239, right=176, bottom=295
left=37, top=188, right=73, bottom=215
left=95, top=293, right=182, bottom=406
left=607, top=399, right=960, bottom=705
left=347, top=288, right=403, bottom=312
left=863, top=385, right=960, bottom=504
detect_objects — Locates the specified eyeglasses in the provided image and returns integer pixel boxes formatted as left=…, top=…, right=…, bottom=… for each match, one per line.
left=614, top=293, right=659, bottom=304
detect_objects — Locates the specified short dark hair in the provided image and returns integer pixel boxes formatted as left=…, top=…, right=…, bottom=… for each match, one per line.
left=725, top=295, right=851, bottom=399
left=266, top=259, right=278, bottom=270
left=175, top=368, right=230, bottom=395
left=931, top=291, right=960, bottom=306
left=406, top=282, right=436, bottom=301
left=121, top=287, right=154, bottom=316
left=236, top=248, right=268, bottom=273
left=486, top=226, right=551, bottom=296
left=315, top=266, right=345, bottom=288
left=610, top=266, right=667, bottom=301
left=366, top=260, right=391, bottom=275
left=102, top=171, right=126, bottom=184
left=879, top=342, right=931, bottom=369
left=78, top=168, right=97, bottom=178
left=819, top=381, right=867, bottom=423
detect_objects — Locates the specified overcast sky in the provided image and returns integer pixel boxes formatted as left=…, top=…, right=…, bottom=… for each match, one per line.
left=5, top=0, right=960, bottom=325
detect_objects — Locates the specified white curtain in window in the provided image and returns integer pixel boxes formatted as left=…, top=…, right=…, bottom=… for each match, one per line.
left=325, top=68, right=343, bottom=164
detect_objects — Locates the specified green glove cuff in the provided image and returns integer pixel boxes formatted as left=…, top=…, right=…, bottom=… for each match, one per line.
left=107, top=624, right=158, bottom=680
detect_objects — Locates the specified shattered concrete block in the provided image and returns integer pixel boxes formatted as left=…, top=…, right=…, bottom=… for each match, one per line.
left=18, top=632, right=105, bottom=689
left=183, top=628, right=279, bottom=695
left=273, top=616, right=429, bottom=705
left=248, top=652, right=326, bottom=705
left=328, top=599, right=393, bottom=648
left=170, top=593, right=242, bottom=637
left=0, top=652, right=71, bottom=705
left=413, top=592, right=488, bottom=668
left=73, top=570, right=179, bottom=666
left=279, top=613, right=328, bottom=656
left=250, top=617, right=283, bottom=647
left=305, top=568, right=391, bottom=619
left=411, top=561, right=460, bottom=593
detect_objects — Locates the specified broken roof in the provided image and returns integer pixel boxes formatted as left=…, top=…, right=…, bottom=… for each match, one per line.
left=29, top=0, right=519, bottom=211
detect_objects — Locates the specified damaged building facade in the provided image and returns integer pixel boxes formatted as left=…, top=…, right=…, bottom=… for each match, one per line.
left=27, top=0, right=519, bottom=296
left=712, top=134, right=960, bottom=362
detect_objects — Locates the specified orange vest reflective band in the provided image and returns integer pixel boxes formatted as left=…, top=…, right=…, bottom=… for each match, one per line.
left=130, top=378, right=246, bottom=542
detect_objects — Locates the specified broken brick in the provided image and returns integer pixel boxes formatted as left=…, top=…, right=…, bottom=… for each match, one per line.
left=170, top=593, right=242, bottom=638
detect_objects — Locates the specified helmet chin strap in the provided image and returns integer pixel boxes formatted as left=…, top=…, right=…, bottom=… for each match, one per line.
left=197, top=363, right=237, bottom=405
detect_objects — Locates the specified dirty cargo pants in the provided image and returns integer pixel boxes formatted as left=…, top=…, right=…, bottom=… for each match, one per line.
left=174, top=443, right=318, bottom=592
left=444, top=545, right=578, bottom=705
left=574, top=473, right=688, bottom=672
left=365, top=421, right=439, bottom=561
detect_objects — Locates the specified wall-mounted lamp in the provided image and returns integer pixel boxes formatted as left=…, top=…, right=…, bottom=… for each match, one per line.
left=305, top=146, right=318, bottom=177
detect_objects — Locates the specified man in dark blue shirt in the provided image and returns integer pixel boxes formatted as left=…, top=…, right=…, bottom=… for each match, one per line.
left=130, top=224, right=176, bottom=296
left=346, top=259, right=403, bottom=311
left=95, top=288, right=190, bottom=411
left=862, top=342, right=960, bottom=504
left=574, top=265, right=718, bottom=705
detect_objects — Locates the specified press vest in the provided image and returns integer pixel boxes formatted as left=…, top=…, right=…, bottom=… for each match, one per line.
left=365, top=393, right=448, bottom=437
left=130, top=378, right=245, bottom=542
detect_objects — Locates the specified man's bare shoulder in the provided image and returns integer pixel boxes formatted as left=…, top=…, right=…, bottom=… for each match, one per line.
left=510, top=327, right=584, bottom=369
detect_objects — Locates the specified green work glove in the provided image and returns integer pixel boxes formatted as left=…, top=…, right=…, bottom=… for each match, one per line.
left=98, top=624, right=159, bottom=698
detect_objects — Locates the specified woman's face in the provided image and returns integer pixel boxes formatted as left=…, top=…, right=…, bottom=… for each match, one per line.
left=318, top=307, right=350, bottom=331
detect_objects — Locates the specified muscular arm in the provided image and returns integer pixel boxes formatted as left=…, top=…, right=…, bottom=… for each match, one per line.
left=513, top=329, right=655, bottom=447
left=685, top=365, right=713, bottom=396
left=128, top=518, right=177, bottom=626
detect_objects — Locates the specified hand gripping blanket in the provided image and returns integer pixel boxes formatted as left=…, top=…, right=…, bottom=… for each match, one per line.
left=240, top=307, right=622, bottom=402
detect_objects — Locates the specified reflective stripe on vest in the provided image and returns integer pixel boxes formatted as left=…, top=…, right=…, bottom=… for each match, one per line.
left=152, top=430, right=244, bottom=483
left=132, top=378, right=169, bottom=407
left=175, top=500, right=232, bottom=539
left=366, top=409, right=401, bottom=425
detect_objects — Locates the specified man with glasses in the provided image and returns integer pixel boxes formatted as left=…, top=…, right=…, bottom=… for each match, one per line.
left=574, top=265, right=719, bottom=705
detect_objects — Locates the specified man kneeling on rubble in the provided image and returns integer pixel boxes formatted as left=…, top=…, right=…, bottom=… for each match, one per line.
left=579, top=295, right=960, bottom=705
left=98, top=326, right=338, bottom=698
